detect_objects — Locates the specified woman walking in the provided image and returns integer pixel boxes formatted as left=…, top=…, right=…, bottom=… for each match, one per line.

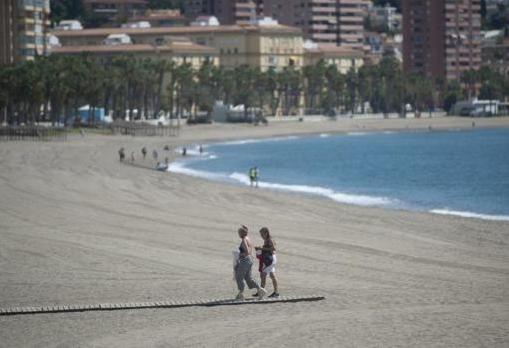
left=234, top=225, right=267, bottom=301
left=255, top=227, right=279, bottom=298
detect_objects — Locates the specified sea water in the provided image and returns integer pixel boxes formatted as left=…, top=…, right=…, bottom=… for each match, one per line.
left=169, top=128, right=509, bottom=221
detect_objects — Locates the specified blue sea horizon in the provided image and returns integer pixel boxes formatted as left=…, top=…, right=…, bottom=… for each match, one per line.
left=169, top=128, right=509, bottom=221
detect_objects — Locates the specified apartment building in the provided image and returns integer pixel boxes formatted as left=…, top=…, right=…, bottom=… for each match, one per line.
left=0, top=0, right=50, bottom=64
left=213, top=0, right=258, bottom=25
left=83, top=0, right=148, bottom=22
left=403, top=0, right=482, bottom=81
left=262, top=0, right=368, bottom=50
left=368, top=3, right=402, bottom=32
left=51, top=23, right=303, bottom=71
left=130, top=9, right=188, bottom=27
left=182, top=0, right=215, bottom=21
left=178, top=0, right=368, bottom=50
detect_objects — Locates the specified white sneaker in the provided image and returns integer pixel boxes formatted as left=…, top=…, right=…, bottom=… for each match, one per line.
left=257, top=287, right=267, bottom=300
left=235, top=291, right=245, bottom=301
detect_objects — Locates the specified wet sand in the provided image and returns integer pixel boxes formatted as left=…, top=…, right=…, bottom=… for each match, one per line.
left=1, top=116, right=508, bottom=347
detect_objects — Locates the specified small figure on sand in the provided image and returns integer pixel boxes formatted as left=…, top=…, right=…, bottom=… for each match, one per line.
left=233, top=225, right=267, bottom=301
left=472, top=121, right=476, bottom=128
left=249, top=166, right=259, bottom=188
left=153, top=149, right=158, bottom=160
left=141, top=147, right=147, bottom=159
left=254, top=227, right=279, bottom=298
left=164, top=145, right=170, bottom=151
left=165, top=157, right=169, bottom=166
left=118, top=147, right=125, bottom=162
left=155, top=161, right=168, bottom=171
left=130, top=151, right=135, bottom=163
left=182, top=146, right=187, bottom=156
left=199, top=145, right=203, bottom=155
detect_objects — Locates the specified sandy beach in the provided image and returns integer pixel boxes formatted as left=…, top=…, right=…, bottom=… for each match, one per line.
left=1, top=116, right=508, bottom=347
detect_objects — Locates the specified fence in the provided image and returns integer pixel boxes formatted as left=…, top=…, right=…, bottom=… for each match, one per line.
left=111, top=122, right=179, bottom=137
left=0, top=126, right=67, bottom=141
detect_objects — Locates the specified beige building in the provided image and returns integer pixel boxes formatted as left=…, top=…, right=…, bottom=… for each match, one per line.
left=304, top=44, right=364, bottom=73
left=51, top=23, right=303, bottom=71
left=51, top=39, right=218, bottom=69
left=0, top=0, right=50, bottom=64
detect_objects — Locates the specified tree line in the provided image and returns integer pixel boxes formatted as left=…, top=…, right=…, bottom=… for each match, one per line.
left=0, top=54, right=507, bottom=126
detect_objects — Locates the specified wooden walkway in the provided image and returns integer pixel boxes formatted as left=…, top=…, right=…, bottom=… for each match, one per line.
left=0, top=295, right=324, bottom=316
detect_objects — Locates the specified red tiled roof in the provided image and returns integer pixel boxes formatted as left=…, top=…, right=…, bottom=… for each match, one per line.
left=51, top=24, right=301, bottom=37
left=52, top=42, right=218, bottom=55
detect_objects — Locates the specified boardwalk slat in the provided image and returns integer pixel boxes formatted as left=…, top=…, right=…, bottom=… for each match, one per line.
left=0, top=295, right=324, bottom=316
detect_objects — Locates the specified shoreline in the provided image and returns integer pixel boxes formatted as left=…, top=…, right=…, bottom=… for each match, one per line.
left=168, top=122, right=509, bottom=222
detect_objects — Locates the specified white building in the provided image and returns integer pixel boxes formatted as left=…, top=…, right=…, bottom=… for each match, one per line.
left=56, top=20, right=83, bottom=31
left=191, top=16, right=220, bottom=27
left=103, top=34, right=132, bottom=45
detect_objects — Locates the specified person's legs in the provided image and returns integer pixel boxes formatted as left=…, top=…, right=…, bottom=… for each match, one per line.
left=269, top=272, right=279, bottom=295
left=260, top=272, right=267, bottom=289
left=243, top=262, right=267, bottom=299
left=243, top=264, right=260, bottom=290
left=235, top=262, right=247, bottom=293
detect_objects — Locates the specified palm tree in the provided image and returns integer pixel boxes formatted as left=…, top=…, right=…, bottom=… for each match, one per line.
left=232, top=65, right=257, bottom=119
left=461, top=69, right=479, bottom=100
left=303, top=60, right=326, bottom=112
left=265, top=67, right=279, bottom=116
left=345, top=68, right=358, bottom=114
left=174, top=62, right=194, bottom=119
left=195, top=60, right=218, bottom=120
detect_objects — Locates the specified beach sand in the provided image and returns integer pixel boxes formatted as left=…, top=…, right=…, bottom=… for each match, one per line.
left=1, top=116, right=508, bottom=347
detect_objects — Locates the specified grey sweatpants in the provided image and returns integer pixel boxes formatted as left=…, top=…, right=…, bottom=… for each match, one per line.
left=235, top=257, right=260, bottom=291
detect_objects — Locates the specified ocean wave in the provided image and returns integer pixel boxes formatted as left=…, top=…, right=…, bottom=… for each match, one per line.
left=219, top=135, right=299, bottom=146
left=430, top=209, right=509, bottom=222
left=167, top=161, right=225, bottom=180
left=347, top=132, right=368, bottom=136
left=319, top=133, right=330, bottom=138
left=229, top=172, right=393, bottom=206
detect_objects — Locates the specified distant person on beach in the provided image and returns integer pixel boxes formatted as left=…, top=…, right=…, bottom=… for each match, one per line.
left=141, top=147, right=147, bottom=159
left=249, top=167, right=259, bottom=187
left=254, top=227, right=279, bottom=298
left=234, top=225, right=267, bottom=301
left=199, top=145, right=203, bottom=155
left=182, top=146, right=187, bottom=156
left=118, top=148, right=125, bottom=162
left=130, top=151, right=135, bottom=163
left=153, top=150, right=158, bottom=160
left=249, top=167, right=255, bottom=186
left=164, top=145, right=170, bottom=151
left=253, top=167, right=259, bottom=187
